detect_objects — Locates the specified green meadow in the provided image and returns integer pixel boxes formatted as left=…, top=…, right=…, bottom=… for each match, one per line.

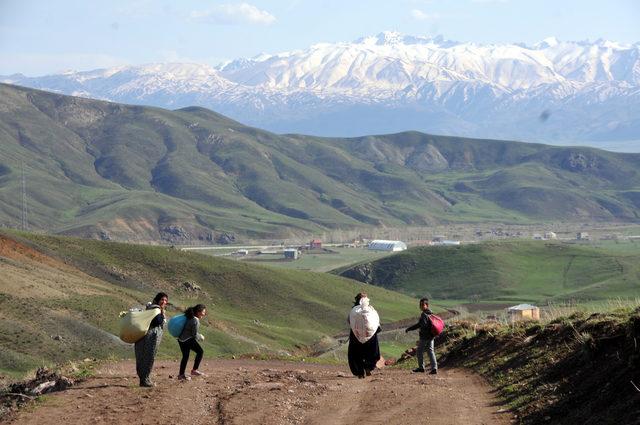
left=339, top=240, right=640, bottom=306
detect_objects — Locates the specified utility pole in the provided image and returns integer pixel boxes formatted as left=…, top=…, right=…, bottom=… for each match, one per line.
left=21, top=162, right=28, bottom=231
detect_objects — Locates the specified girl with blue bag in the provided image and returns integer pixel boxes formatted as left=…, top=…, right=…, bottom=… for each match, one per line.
left=172, top=304, right=207, bottom=381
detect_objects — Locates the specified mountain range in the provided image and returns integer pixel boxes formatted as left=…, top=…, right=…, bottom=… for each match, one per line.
left=1, top=83, right=639, bottom=241
left=3, top=32, right=640, bottom=147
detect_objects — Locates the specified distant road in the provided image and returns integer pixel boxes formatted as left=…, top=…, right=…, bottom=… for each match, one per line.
left=181, top=243, right=348, bottom=251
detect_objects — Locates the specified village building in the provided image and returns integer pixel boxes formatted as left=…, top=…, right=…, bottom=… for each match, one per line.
left=507, top=304, right=540, bottom=321
left=284, top=248, right=299, bottom=259
left=309, top=239, right=322, bottom=249
left=544, top=231, right=558, bottom=240
left=577, top=232, right=591, bottom=241
left=441, top=240, right=461, bottom=246
left=431, top=237, right=461, bottom=246
left=367, top=240, right=407, bottom=252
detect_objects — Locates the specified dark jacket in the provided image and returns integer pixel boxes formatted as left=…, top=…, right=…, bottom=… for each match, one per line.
left=147, top=303, right=166, bottom=329
left=405, top=308, right=434, bottom=339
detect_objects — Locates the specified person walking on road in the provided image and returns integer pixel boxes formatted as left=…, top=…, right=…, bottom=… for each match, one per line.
left=405, top=297, right=438, bottom=374
left=135, top=292, right=168, bottom=387
left=177, top=304, right=207, bottom=381
left=348, top=292, right=382, bottom=379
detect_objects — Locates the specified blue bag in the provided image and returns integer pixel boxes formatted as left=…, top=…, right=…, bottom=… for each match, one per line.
left=168, top=314, right=187, bottom=338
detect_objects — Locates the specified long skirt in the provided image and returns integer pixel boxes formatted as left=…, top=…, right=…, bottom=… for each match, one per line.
left=134, top=326, right=163, bottom=385
left=347, top=330, right=380, bottom=377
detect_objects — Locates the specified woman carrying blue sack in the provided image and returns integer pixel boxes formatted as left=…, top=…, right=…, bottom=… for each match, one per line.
left=177, top=304, right=207, bottom=381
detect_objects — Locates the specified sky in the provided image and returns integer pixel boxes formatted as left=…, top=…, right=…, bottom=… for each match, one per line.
left=1, top=0, right=639, bottom=76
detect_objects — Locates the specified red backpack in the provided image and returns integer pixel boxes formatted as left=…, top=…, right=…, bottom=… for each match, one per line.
left=428, top=314, right=445, bottom=337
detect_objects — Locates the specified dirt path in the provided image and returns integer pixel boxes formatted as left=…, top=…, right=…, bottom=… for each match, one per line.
left=7, top=360, right=512, bottom=425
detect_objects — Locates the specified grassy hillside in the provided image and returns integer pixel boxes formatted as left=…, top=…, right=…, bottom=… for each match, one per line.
left=0, top=230, right=416, bottom=377
left=0, top=83, right=639, bottom=241
left=339, top=240, right=640, bottom=304
left=441, top=307, right=640, bottom=424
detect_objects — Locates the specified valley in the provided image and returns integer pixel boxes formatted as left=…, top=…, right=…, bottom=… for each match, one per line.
left=1, top=230, right=639, bottom=424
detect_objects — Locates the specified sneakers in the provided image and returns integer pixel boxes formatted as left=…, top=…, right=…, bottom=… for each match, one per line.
left=412, top=367, right=425, bottom=373
left=178, top=374, right=191, bottom=381
left=191, top=370, right=205, bottom=377
left=429, top=369, right=438, bottom=375
left=140, top=380, right=156, bottom=387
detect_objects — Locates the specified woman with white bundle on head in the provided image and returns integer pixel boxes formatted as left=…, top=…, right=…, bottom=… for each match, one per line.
left=347, top=292, right=383, bottom=378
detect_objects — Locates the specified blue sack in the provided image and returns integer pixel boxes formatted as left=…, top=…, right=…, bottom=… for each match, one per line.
left=168, top=314, right=187, bottom=338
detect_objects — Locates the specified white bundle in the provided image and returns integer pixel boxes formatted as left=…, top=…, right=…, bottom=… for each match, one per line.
left=118, top=307, right=160, bottom=343
left=348, top=297, right=380, bottom=343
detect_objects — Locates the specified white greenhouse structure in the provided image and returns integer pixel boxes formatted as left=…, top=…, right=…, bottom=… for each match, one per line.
left=367, top=240, right=407, bottom=252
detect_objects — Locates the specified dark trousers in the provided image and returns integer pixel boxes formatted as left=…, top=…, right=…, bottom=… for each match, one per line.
left=134, top=326, right=163, bottom=385
left=347, top=330, right=381, bottom=377
left=178, top=338, right=203, bottom=375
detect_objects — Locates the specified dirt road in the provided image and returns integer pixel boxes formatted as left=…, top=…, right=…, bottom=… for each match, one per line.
left=8, top=360, right=512, bottom=425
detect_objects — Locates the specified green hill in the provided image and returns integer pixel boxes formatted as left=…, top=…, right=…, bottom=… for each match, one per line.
left=0, top=83, right=639, bottom=241
left=339, top=241, right=640, bottom=303
left=0, top=230, right=415, bottom=376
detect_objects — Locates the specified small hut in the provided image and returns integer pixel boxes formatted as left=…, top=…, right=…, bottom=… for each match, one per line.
left=284, top=248, right=299, bottom=260
left=310, top=239, right=322, bottom=249
left=507, top=304, right=540, bottom=321
left=577, top=232, right=591, bottom=241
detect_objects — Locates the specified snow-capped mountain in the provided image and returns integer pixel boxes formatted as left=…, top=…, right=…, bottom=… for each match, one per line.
left=4, top=32, right=640, bottom=147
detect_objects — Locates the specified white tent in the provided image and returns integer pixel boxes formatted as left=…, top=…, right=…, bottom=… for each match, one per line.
left=367, top=240, right=407, bottom=251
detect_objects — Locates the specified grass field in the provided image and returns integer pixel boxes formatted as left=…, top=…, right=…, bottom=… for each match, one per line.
left=243, top=247, right=393, bottom=272
left=0, top=230, right=418, bottom=377
left=339, top=240, right=640, bottom=308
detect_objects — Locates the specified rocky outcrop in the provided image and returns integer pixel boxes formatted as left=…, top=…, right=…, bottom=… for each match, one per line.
left=561, top=152, right=598, bottom=171
left=340, top=255, right=419, bottom=289
left=182, top=281, right=202, bottom=292
left=216, top=232, right=236, bottom=244
left=340, top=263, right=375, bottom=284
left=160, top=225, right=191, bottom=243
left=405, top=144, right=449, bottom=172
